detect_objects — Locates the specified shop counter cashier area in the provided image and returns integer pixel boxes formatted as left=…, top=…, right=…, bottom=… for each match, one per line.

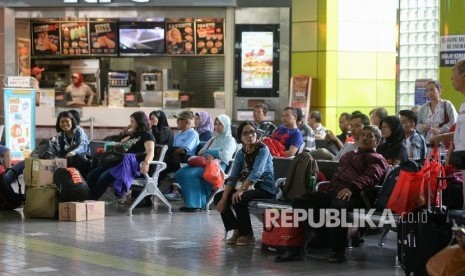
left=35, top=106, right=226, bottom=129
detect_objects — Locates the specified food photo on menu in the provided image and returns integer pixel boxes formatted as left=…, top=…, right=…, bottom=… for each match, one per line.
left=241, top=31, right=274, bottom=89
left=89, top=22, right=117, bottom=55
left=195, top=21, right=224, bottom=55
left=61, top=22, right=90, bottom=55
left=31, top=22, right=60, bottom=55
left=166, top=20, right=194, bottom=55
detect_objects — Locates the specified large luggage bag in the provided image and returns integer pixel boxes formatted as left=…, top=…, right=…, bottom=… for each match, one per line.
left=262, top=209, right=305, bottom=253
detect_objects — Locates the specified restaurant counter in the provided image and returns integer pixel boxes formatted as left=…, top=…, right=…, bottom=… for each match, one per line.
left=35, top=107, right=226, bottom=139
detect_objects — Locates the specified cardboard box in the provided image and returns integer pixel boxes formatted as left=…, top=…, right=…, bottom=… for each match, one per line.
left=25, top=158, right=67, bottom=186
left=59, top=201, right=105, bottom=222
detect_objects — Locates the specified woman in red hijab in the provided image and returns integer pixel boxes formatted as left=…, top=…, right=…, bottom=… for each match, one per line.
left=65, top=73, right=94, bottom=106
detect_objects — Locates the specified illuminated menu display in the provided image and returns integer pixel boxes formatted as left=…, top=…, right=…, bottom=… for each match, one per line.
left=240, top=31, right=273, bottom=89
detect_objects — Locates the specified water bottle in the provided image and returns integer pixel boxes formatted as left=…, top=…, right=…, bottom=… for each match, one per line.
left=308, top=175, right=317, bottom=191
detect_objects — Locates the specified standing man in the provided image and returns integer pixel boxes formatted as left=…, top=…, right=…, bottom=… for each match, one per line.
left=430, top=58, right=465, bottom=209
left=399, top=109, right=427, bottom=160
left=31, top=66, right=44, bottom=106
left=271, top=107, right=303, bottom=157
left=252, top=103, right=277, bottom=139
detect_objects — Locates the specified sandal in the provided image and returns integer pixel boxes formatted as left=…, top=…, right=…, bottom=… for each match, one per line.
left=226, top=230, right=240, bottom=245
left=236, top=234, right=255, bottom=246
left=328, top=251, right=347, bottom=263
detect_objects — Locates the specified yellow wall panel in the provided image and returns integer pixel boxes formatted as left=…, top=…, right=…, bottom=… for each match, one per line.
left=292, top=22, right=318, bottom=52
left=338, top=52, right=377, bottom=79
left=376, top=53, right=396, bottom=79
left=337, top=80, right=377, bottom=107
left=375, top=80, right=396, bottom=108
left=292, top=52, right=318, bottom=77
left=293, top=0, right=317, bottom=22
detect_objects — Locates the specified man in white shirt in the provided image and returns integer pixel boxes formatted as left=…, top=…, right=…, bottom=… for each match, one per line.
left=308, top=111, right=326, bottom=139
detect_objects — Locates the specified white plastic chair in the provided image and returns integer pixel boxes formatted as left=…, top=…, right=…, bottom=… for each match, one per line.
left=128, top=144, right=170, bottom=215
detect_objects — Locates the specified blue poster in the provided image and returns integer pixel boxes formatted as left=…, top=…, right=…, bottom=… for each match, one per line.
left=3, top=88, right=36, bottom=162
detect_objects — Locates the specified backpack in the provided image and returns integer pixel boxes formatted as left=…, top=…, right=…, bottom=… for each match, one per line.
left=374, top=160, right=422, bottom=210
left=280, top=152, right=318, bottom=202
left=53, top=167, right=90, bottom=202
left=0, top=168, right=24, bottom=211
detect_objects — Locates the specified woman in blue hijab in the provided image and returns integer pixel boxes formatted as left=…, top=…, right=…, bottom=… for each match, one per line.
left=176, top=114, right=237, bottom=211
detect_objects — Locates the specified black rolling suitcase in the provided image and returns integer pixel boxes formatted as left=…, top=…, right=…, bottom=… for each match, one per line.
left=397, top=147, right=452, bottom=276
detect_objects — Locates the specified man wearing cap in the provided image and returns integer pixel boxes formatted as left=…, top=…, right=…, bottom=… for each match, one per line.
left=400, top=109, right=427, bottom=160
left=31, top=66, right=44, bottom=106
left=65, top=73, right=94, bottom=106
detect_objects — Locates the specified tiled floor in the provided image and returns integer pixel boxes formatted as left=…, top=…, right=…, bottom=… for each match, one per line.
left=0, top=198, right=406, bottom=276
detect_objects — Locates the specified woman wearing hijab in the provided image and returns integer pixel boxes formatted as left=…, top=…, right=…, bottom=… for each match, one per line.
left=377, top=115, right=409, bottom=165
left=65, top=73, right=94, bottom=106
left=175, top=114, right=236, bottom=212
left=149, top=110, right=173, bottom=146
left=194, top=111, right=213, bottom=142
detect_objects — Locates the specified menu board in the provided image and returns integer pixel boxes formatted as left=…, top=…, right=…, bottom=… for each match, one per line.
left=166, top=20, right=194, bottom=55
left=241, top=31, right=274, bottom=89
left=3, top=88, right=36, bottom=162
left=60, top=22, right=90, bottom=56
left=31, top=22, right=60, bottom=55
left=195, top=21, right=224, bottom=55
left=89, top=22, right=117, bottom=55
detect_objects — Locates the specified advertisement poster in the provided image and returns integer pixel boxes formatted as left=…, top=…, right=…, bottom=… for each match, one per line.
left=440, top=35, right=465, bottom=67
left=195, top=20, right=224, bottom=55
left=31, top=22, right=60, bottom=55
left=89, top=22, right=117, bottom=55
left=414, top=79, right=431, bottom=106
left=241, top=31, right=274, bottom=89
left=60, top=21, right=90, bottom=56
left=3, top=88, right=36, bottom=162
left=17, top=38, right=31, bottom=76
left=166, top=20, right=194, bottom=55
left=289, top=75, right=312, bottom=117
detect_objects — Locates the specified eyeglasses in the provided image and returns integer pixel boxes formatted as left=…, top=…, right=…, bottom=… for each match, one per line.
left=242, top=130, right=256, bottom=136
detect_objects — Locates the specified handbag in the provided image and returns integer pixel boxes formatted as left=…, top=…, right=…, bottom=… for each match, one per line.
left=262, top=209, right=306, bottom=252
left=23, top=186, right=58, bottom=218
left=203, top=159, right=225, bottom=189
left=450, top=150, right=465, bottom=170
left=187, top=156, right=207, bottom=167
left=387, top=148, right=446, bottom=215
left=262, top=137, right=286, bottom=157
left=438, top=101, right=450, bottom=128
left=99, top=146, right=126, bottom=168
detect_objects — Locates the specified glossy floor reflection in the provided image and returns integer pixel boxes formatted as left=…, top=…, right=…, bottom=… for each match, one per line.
left=0, top=201, right=405, bottom=276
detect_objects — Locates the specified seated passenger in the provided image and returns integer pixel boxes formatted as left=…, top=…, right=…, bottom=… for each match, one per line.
left=275, top=126, right=388, bottom=263
left=176, top=114, right=236, bottom=211
left=369, top=107, right=388, bottom=127
left=295, top=107, right=316, bottom=152
left=308, top=111, right=326, bottom=139
left=333, top=112, right=370, bottom=161
left=399, top=109, right=427, bottom=161
left=325, top=112, right=352, bottom=153
left=252, top=103, right=277, bottom=139
left=87, top=111, right=155, bottom=200
left=377, top=115, right=409, bottom=165
left=149, top=110, right=174, bottom=146
left=194, top=111, right=214, bottom=142
left=214, top=121, right=276, bottom=245
left=0, top=145, right=25, bottom=185
left=271, top=107, right=304, bottom=157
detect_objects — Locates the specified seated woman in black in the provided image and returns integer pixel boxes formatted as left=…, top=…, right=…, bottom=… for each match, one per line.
left=149, top=110, right=173, bottom=146
left=377, top=115, right=409, bottom=165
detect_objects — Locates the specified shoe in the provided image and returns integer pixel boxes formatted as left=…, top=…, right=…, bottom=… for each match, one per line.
left=274, top=251, right=302, bottom=262
left=179, top=206, right=201, bottom=212
left=236, top=234, right=255, bottom=246
left=226, top=230, right=240, bottom=245
left=164, top=192, right=182, bottom=201
left=328, top=251, right=347, bottom=263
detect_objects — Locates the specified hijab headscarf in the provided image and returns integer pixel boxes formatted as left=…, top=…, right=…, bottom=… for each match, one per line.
left=202, top=114, right=236, bottom=163
left=381, top=116, right=405, bottom=146
left=377, top=115, right=408, bottom=163
left=152, top=110, right=169, bottom=130
left=195, top=112, right=213, bottom=135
